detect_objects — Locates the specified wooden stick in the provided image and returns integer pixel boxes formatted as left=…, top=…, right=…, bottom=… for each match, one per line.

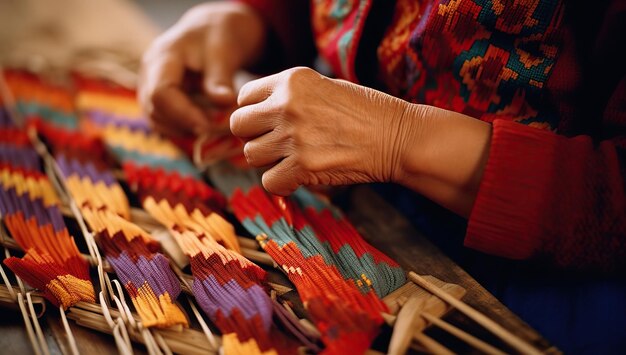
left=388, top=297, right=426, bottom=355
left=153, top=332, right=173, bottom=355
left=17, top=293, right=43, bottom=355
left=59, top=306, right=80, bottom=355
left=240, top=247, right=274, bottom=266
left=26, top=292, right=50, bottom=354
left=0, top=264, right=17, bottom=301
left=187, top=297, right=220, bottom=351
left=68, top=302, right=218, bottom=355
left=26, top=293, right=50, bottom=355
left=409, top=272, right=542, bottom=355
left=421, top=312, right=506, bottom=355
left=413, top=332, right=454, bottom=355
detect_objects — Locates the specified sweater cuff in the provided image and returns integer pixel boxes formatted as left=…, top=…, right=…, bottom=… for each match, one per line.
left=466, top=119, right=559, bottom=259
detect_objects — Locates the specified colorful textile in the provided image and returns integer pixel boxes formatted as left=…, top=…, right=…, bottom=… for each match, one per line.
left=204, top=163, right=406, bottom=353
left=239, top=0, right=626, bottom=271
left=0, top=102, right=95, bottom=308
left=231, top=186, right=393, bottom=353
left=73, top=79, right=305, bottom=354
left=3, top=71, right=187, bottom=327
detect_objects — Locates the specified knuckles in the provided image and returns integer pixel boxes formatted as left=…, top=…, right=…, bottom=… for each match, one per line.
left=280, top=67, right=318, bottom=94
left=229, top=109, right=246, bottom=137
left=242, top=141, right=255, bottom=165
left=272, top=67, right=320, bottom=117
left=295, top=152, right=323, bottom=173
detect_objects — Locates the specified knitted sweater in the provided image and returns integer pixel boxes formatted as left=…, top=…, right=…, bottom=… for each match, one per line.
left=238, top=0, right=626, bottom=272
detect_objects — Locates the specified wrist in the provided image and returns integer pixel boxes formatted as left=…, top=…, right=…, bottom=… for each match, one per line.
left=383, top=101, right=429, bottom=185
left=390, top=104, right=492, bottom=216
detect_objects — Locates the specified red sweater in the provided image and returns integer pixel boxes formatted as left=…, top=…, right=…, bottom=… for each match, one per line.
left=238, top=0, right=626, bottom=272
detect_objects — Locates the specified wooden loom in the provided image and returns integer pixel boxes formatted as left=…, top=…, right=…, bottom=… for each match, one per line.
left=0, top=68, right=557, bottom=355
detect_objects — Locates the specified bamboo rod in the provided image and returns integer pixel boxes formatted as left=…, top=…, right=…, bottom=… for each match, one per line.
left=59, top=306, right=80, bottom=355
left=413, top=332, right=454, bottom=355
left=17, top=293, right=44, bottom=355
left=421, top=312, right=506, bottom=355
left=408, top=271, right=542, bottom=355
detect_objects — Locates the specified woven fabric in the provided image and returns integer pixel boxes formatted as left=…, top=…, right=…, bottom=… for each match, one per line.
left=2, top=70, right=187, bottom=327
left=72, top=78, right=304, bottom=354
left=230, top=185, right=405, bottom=353
left=0, top=98, right=95, bottom=308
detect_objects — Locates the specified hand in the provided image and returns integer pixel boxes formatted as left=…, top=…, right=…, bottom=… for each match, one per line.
left=138, top=2, right=266, bottom=136
left=230, top=67, right=419, bottom=195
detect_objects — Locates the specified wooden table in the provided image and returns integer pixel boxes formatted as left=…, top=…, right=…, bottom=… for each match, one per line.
left=0, top=186, right=557, bottom=354
left=346, top=186, right=559, bottom=353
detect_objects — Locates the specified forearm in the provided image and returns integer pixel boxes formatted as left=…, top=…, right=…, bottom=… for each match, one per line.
left=393, top=104, right=492, bottom=217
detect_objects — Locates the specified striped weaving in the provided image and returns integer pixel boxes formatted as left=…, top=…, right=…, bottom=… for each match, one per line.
left=230, top=187, right=394, bottom=353
left=0, top=102, right=95, bottom=308
left=73, top=78, right=309, bottom=354
left=206, top=165, right=406, bottom=353
left=3, top=70, right=409, bottom=353
left=3, top=70, right=187, bottom=328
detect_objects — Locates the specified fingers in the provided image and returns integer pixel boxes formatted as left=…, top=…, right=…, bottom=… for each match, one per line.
left=152, top=86, right=210, bottom=135
left=230, top=101, right=277, bottom=139
left=203, top=26, right=238, bottom=107
left=150, top=114, right=191, bottom=137
left=237, top=73, right=280, bottom=107
left=261, top=156, right=302, bottom=196
left=140, top=54, right=210, bottom=135
left=243, top=130, right=290, bottom=167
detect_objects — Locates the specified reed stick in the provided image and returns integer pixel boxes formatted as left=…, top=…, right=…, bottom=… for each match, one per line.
left=421, top=312, right=506, bottom=355
left=409, top=271, right=542, bottom=355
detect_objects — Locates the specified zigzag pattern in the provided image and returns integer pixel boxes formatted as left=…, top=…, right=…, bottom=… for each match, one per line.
left=73, top=77, right=307, bottom=354
left=0, top=104, right=95, bottom=309
left=231, top=186, right=399, bottom=353
left=3, top=71, right=187, bottom=328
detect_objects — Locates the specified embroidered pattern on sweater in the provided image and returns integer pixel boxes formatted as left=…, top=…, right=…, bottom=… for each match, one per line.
left=317, top=0, right=565, bottom=128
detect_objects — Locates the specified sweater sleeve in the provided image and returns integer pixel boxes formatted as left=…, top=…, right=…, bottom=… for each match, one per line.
left=465, top=0, right=626, bottom=272
left=466, top=117, right=626, bottom=272
left=234, top=0, right=316, bottom=73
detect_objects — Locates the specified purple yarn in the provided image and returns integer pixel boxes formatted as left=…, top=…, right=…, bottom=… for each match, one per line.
left=0, top=109, right=13, bottom=127
left=86, top=110, right=150, bottom=133
left=0, top=186, right=19, bottom=215
left=47, top=205, right=66, bottom=232
left=136, top=253, right=181, bottom=297
left=0, top=185, right=10, bottom=215
left=83, top=160, right=116, bottom=186
left=107, top=252, right=181, bottom=299
left=0, top=186, right=65, bottom=231
left=56, top=153, right=116, bottom=186
left=0, top=144, right=40, bottom=171
left=192, top=275, right=273, bottom=332
left=32, top=198, right=48, bottom=227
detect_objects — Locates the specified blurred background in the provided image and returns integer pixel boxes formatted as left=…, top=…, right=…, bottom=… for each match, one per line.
left=135, top=0, right=206, bottom=29
left=0, top=0, right=206, bottom=85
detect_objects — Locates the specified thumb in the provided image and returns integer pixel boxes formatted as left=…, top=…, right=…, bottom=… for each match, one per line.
left=203, top=28, right=239, bottom=107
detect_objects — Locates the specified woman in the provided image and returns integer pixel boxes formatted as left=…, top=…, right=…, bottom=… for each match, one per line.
left=139, top=0, right=626, bottom=352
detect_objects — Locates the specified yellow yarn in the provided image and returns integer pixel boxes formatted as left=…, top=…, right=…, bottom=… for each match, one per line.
left=133, top=282, right=188, bottom=328
left=47, top=276, right=96, bottom=309
left=76, top=93, right=142, bottom=117
left=222, top=333, right=277, bottom=355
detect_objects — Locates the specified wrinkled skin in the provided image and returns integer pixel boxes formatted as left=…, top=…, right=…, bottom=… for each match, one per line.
left=138, top=2, right=265, bottom=136
left=231, top=67, right=491, bottom=217
left=231, top=67, right=412, bottom=195
left=139, top=4, right=492, bottom=217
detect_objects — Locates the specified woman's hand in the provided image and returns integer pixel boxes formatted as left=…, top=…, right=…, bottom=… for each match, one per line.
left=230, top=67, right=417, bottom=195
left=139, top=2, right=266, bottom=136
left=231, top=67, right=492, bottom=217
